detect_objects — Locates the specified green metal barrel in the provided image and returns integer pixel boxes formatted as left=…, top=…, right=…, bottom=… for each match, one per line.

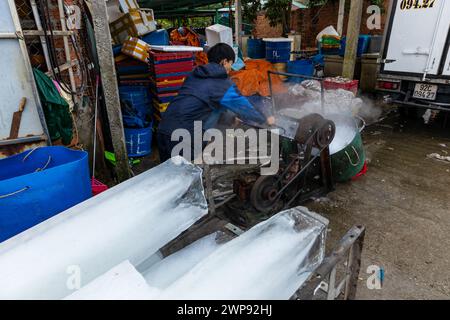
left=331, top=130, right=365, bottom=182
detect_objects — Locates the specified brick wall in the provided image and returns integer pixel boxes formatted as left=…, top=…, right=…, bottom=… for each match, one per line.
left=292, top=0, right=390, bottom=49
left=252, top=12, right=283, bottom=38
left=254, top=1, right=389, bottom=48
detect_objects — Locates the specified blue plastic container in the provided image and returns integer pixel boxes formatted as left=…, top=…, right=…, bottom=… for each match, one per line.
left=311, top=54, right=325, bottom=67
left=339, top=35, right=371, bottom=57
left=247, top=39, right=266, bottom=59
left=131, top=101, right=152, bottom=120
left=141, top=29, right=170, bottom=46
left=119, top=86, right=150, bottom=104
left=287, top=59, right=315, bottom=83
left=119, top=86, right=151, bottom=119
left=0, top=147, right=91, bottom=242
left=124, top=122, right=153, bottom=157
left=265, top=39, right=292, bottom=63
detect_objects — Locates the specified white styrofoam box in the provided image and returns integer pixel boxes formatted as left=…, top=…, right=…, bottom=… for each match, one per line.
left=206, top=24, right=233, bottom=48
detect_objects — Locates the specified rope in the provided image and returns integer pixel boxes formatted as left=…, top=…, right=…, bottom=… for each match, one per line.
left=0, top=187, right=30, bottom=199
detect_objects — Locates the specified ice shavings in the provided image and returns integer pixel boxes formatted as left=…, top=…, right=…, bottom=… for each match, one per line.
left=64, top=261, right=160, bottom=300
left=329, top=124, right=357, bottom=155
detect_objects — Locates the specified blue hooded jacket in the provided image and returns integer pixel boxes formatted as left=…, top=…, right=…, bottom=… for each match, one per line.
left=158, top=63, right=266, bottom=136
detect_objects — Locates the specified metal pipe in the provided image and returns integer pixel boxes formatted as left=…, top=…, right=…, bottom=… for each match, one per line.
left=0, top=135, right=46, bottom=146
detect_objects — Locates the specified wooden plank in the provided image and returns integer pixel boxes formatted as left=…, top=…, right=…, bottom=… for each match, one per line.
left=342, top=0, right=364, bottom=79
left=91, top=0, right=130, bottom=182
left=22, top=30, right=74, bottom=36
left=8, top=98, right=27, bottom=139
left=45, top=60, right=79, bottom=76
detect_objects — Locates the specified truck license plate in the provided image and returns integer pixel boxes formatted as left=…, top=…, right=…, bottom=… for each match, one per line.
left=413, top=83, right=438, bottom=101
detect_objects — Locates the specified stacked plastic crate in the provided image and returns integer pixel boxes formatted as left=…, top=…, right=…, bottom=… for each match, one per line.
left=148, top=50, right=194, bottom=121
left=113, top=50, right=154, bottom=158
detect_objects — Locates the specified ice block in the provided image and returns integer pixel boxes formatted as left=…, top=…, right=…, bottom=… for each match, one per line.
left=159, top=206, right=328, bottom=300
left=0, top=157, right=207, bottom=299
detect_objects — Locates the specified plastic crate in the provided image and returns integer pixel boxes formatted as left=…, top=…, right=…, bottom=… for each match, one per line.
left=153, top=78, right=185, bottom=87
left=149, top=50, right=194, bottom=62
left=151, top=91, right=178, bottom=103
left=323, top=78, right=359, bottom=96
left=149, top=60, right=194, bottom=74
left=153, top=71, right=192, bottom=79
left=287, top=60, right=314, bottom=83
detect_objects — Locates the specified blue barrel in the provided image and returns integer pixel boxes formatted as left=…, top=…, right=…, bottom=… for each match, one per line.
left=247, top=39, right=266, bottom=59
left=287, top=59, right=315, bottom=83
left=264, top=39, right=292, bottom=63
left=124, top=122, right=153, bottom=157
left=130, top=101, right=152, bottom=120
left=119, top=86, right=150, bottom=105
left=119, top=86, right=151, bottom=119
left=0, top=147, right=91, bottom=242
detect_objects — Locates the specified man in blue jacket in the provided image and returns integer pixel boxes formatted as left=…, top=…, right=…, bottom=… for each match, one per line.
left=157, top=43, right=274, bottom=162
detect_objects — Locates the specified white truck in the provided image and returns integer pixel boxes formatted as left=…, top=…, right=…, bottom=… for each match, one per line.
left=377, top=0, right=450, bottom=111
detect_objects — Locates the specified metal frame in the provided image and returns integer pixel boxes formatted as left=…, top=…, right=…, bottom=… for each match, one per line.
left=3, top=0, right=50, bottom=146
left=291, top=225, right=366, bottom=300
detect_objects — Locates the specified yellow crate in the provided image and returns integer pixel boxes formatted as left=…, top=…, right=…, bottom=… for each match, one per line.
left=121, top=37, right=150, bottom=63
left=110, top=9, right=156, bottom=44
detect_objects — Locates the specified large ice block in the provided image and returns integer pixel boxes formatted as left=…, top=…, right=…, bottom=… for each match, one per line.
left=159, top=206, right=328, bottom=300
left=142, top=232, right=229, bottom=289
left=0, top=157, right=207, bottom=299
left=64, top=261, right=160, bottom=300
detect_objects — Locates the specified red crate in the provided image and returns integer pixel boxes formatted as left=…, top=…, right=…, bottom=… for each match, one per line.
left=323, top=79, right=359, bottom=96
left=149, top=50, right=194, bottom=62
left=151, top=78, right=185, bottom=88
left=149, top=60, right=194, bottom=74
left=152, top=74, right=187, bottom=82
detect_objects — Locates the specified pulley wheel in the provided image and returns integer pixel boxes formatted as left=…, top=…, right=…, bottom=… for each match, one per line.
left=315, top=119, right=336, bottom=149
left=250, top=176, right=281, bottom=212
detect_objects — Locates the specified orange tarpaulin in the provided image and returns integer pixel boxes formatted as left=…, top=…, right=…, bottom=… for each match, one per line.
left=170, top=28, right=208, bottom=66
left=230, top=60, right=287, bottom=97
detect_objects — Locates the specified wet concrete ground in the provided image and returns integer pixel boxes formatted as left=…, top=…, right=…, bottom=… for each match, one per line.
left=307, top=108, right=450, bottom=299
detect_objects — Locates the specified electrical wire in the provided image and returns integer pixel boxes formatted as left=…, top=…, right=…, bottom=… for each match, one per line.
left=36, top=0, right=88, bottom=97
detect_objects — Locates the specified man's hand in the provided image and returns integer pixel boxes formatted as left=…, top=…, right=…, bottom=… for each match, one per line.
left=266, top=116, right=276, bottom=126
